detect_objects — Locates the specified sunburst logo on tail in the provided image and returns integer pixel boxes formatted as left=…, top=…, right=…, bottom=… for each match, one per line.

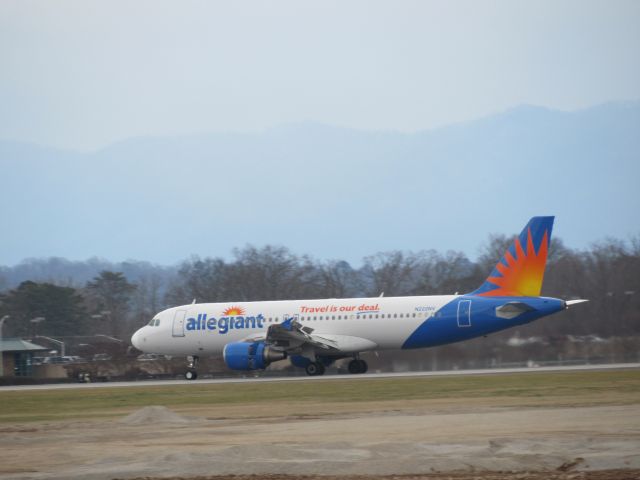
left=223, top=306, right=245, bottom=316
left=478, top=226, right=550, bottom=297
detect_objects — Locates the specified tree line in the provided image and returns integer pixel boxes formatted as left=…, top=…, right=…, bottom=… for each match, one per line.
left=0, top=236, right=638, bottom=342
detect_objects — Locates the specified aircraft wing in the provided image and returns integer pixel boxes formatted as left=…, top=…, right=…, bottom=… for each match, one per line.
left=240, top=318, right=377, bottom=355
left=266, top=317, right=339, bottom=351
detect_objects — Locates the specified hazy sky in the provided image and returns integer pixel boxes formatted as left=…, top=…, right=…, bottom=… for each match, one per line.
left=1, top=0, right=639, bottom=151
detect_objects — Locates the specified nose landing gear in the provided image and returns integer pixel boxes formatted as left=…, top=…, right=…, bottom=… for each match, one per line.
left=185, top=355, right=199, bottom=380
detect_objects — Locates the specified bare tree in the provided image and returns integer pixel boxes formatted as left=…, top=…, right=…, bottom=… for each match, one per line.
left=362, top=250, right=427, bottom=297
left=85, top=271, right=137, bottom=339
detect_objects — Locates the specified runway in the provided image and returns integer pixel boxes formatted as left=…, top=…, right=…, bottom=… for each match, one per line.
left=2, top=362, right=638, bottom=391
left=1, top=366, right=639, bottom=480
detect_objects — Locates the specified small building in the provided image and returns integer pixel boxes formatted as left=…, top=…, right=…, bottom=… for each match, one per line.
left=0, top=338, right=48, bottom=377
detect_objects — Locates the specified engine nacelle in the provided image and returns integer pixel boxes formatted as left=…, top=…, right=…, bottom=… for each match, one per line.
left=223, top=342, right=286, bottom=371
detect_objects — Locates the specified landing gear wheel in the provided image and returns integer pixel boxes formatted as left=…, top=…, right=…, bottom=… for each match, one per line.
left=305, top=362, right=326, bottom=376
left=348, top=359, right=368, bottom=374
left=358, top=359, right=368, bottom=374
left=185, top=355, right=199, bottom=380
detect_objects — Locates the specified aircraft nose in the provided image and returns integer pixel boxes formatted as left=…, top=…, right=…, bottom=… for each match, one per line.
left=131, top=329, right=145, bottom=350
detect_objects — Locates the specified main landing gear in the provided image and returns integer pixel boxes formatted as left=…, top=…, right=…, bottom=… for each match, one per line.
left=185, top=355, right=199, bottom=380
left=305, top=361, right=326, bottom=376
left=348, top=358, right=368, bottom=374
left=304, top=358, right=369, bottom=376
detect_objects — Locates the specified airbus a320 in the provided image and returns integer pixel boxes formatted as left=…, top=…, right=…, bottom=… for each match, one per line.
left=131, top=217, right=587, bottom=379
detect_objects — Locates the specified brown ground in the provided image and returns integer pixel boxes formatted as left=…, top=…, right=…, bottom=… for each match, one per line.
left=116, top=474, right=640, bottom=480
left=1, top=397, right=639, bottom=480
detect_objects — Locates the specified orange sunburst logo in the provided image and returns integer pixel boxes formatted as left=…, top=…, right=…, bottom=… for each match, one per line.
left=223, top=306, right=245, bottom=316
left=479, top=227, right=549, bottom=297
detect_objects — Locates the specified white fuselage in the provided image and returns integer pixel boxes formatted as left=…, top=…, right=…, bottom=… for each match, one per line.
left=132, top=295, right=457, bottom=357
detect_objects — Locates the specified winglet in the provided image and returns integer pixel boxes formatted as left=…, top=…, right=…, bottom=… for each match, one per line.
left=281, top=317, right=295, bottom=331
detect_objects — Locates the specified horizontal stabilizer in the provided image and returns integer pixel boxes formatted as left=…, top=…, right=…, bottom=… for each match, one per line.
left=495, top=301, right=536, bottom=319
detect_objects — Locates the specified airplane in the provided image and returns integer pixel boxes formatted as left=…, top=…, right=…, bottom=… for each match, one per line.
left=131, top=216, right=587, bottom=379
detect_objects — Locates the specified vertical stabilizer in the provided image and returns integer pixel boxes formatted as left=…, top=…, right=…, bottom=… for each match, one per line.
left=471, top=216, right=554, bottom=297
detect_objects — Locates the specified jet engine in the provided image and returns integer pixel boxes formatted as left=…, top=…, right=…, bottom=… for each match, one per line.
left=223, top=342, right=286, bottom=370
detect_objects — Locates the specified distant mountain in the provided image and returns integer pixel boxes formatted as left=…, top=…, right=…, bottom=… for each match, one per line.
left=0, top=257, right=177, bottom=291
left=1, top=101, right=639, bottom=266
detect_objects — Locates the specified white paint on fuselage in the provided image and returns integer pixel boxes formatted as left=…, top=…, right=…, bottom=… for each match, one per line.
left=132, top=295, right=458, bottom=357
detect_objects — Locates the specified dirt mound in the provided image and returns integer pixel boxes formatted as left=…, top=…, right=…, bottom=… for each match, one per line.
left=120, top=406, right=192, bottom=425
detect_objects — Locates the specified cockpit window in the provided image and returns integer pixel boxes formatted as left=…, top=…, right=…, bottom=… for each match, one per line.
left=148, top=318, right=160, bottom=327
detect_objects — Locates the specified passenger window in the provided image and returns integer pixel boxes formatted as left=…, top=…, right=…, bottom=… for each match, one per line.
left=394, top=313, right=397, bottom=318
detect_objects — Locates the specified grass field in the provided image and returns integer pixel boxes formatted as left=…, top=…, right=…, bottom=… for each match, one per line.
left=1, top=370, right=639, bottom=424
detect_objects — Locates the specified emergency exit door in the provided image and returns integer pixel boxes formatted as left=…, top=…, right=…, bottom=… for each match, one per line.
left=457, top=300, right=471, bottom=327
left=172, top=310, right=186, bottom=337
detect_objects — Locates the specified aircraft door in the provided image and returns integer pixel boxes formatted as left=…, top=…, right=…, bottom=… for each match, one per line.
left=172, top=310, right=186, bottom=337
left=457, top=300, right=471, bottom=327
